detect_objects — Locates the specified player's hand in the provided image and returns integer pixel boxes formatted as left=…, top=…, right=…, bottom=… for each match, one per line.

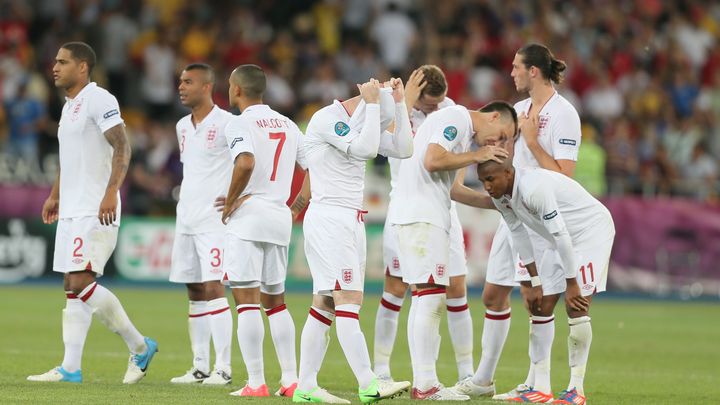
left=214, top=195, right=227, bottom=212
left=41, top=197, right=59, bottom=224
left=519, top=112, right=540, bottom=146
left=565, top=278, right=589, bottom=312
left=98, top=191, right=118, bottom=226
left=388, top=77, right=405, bottom=103
left=404, top=69, right=427, bottom=108
left=358, top=79, right=381, bottom=104
left=221, top=194, right=251, bottom=225
left=474, top=145, right=509, bottom=164
left=525, top=285, right=544, bottom=314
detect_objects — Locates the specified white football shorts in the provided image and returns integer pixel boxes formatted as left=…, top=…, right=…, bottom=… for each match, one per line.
left=169, top=232, right=225, bottom=283
left=53, top=216, right=118, bottom=276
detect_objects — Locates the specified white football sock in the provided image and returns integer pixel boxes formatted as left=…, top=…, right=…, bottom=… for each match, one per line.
left=207, top=297, right=232, bottom=371
left=266, top=303, right=298, bottom=387
left=523, top=317, right=535, bottom=387
left=529, top=315, right=555, bottom=393
left=61, top=292, right=92, bottom=373
left=446, top=296, right=473, bottom=379
left=373, top=292, right=404, bottom=378
left=472, top=308, right=511, bottom=386
left=568, top=316, right=592, bottom=395
left=188, top=300, right=211, bottom=373
left=335, top=304, right=375, bottom=390
left=407, top=292, right=418, bottom=378
left=79, top=282, right=146, bottom=354
left=413, top=289, right=445, bottom=390
left=298, top=306, right=334, bottom=391
left=236, top=304, right=264, bottom=387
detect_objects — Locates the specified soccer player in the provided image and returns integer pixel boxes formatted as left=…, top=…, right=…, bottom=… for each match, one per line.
left=219, top=64, right=302, bottom=397
left=373, top=65, right=474, bottom=385
left=391, top=101, right=517, bottom=400
left=450, top=44, right=585, bottom=403
left=476, top=160, right=615, bottom=404
left=293, top=78, right=413, bottom=404
left=169, top=63, right=234, bottom=385
left=27, top=42, right=157, bottom=384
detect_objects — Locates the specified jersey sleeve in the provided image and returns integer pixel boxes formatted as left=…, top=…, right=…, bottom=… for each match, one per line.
left=225, top=117, right=254, bottom=162
left=175, top=121, right=184, bottom=163
left=292, top=122, right=308, bottom=170
left=308, top=109, right=362, bottom=154
left=524, top=178, right=566, bottom=235
left=427, top=109, right=470, bottom=153
left=494, top=198, right=535, bottom=265
left=89, top=91, right=124, bottom=133
left=549, top=104, right=581, bottom=161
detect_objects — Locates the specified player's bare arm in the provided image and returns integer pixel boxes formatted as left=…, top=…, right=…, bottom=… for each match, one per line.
left=222, top=152, right=254, bottom=224
left=450, top=168, right=495, bottom=209
left=100, top=123, right=131, bottom=226
left=290, top=168, right=310, bottom=220
left=424, top=144, right=507, bottom=172
left=403, top=69, right=426, bottom=115
left=42, top=171, right=60, bottom=224
left=521, top=261, right=543, bottom=313
left=519, top=112, right=576, bottom=177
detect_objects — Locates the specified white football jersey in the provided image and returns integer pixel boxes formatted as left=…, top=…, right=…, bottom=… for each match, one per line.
left=224, top=104, right=303, bottom=246
left=492, top=167, right=614, bottom=250
left=391, top=105, right=474, bottom=230
left=388, top=97, right=455, bottom=195
left=176, top=105, right=234, bottom=234
left=302, top=101, right=381, bottom=210
left=58, top=82, right=124, bottom=220
left=513, top=92, right=581, bottom=169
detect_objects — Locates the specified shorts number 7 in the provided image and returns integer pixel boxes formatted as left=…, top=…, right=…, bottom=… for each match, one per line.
left=269, top=132, right=286, bottom=181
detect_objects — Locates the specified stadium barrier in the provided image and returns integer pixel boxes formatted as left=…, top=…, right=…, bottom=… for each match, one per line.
left=2, top=198, right=719, bottom=299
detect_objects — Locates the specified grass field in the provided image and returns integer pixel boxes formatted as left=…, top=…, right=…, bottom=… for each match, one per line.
left=1, top=285, right=719, bottom=404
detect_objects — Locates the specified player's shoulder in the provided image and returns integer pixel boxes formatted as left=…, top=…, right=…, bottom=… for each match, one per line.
left=513, top=97, right=531, bottom=113
left=550, top=94, right=580, bottom=118
left=306, top=103, right=341, bottom=132
left=176, top=113, right=193, bottom=129
left=87, top=83, right=118, bottom=103
left=439, top=97, right=456, bottom=108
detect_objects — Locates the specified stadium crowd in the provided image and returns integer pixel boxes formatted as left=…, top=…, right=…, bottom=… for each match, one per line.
left=1, top=0, right=719, bottom=212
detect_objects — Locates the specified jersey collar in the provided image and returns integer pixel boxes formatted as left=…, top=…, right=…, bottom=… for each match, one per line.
left=65, top=82, right=96, bottom=102
left=334, top=100, right=352, bottom=119
left=242, top=104, right=270, bottom=114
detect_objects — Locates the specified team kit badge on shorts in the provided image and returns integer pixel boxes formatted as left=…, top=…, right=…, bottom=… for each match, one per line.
left=335, top=122, right=350, bottom=136
left=342, top=269, right=353, bottom=284
left=443, top=125, right=457, bottom=141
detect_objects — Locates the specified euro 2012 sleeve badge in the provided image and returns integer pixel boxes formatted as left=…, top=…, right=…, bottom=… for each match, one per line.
left=335, top=122, right=350, bottom=136
left=443, top=126, right=457, bottom=141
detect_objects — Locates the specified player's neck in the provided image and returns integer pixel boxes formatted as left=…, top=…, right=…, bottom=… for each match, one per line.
left=191, top=102, right=215, bottom=126
left=65, top=79, right=90, bottom=99
left=528, top=83, right=555, bottom=110
left=341, top=96, right=362, bottom=116
left=238, top=99, right=263, bottom=112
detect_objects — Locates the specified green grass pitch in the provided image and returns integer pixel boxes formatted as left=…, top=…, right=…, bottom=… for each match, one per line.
left=1, top=285, right=718, bottom=404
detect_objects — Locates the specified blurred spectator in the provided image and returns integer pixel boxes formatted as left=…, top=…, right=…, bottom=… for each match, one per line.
left=2, top=78, right=46, bottom=166
left=370, top=2, right=416, bottom=76
left=681, top=142, right=718, bottom=201
left=575, top=124, right=607, bottom=197
left=101, top=8, right=139, bottom=105
left=605, top=118, right=639, bottom=195
left=140, top=28, right=177, bottom=121
left=300, top=58, right=349, bottom=104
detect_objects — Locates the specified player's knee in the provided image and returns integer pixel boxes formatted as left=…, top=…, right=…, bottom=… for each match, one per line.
left=260, top=283, right=285, bottom=308
left=204, top=280, right=226, bottom=300
left=186, top=283, right=205, bottom=300
left=482, top=285, right=510, bottom=311
left=67, top=271, right=95, bottom=296
left=312, top=294, right=335, bottom=313
left=384, top=275, right=408, bottom=298
left=446, top=276, right=467, bottom=298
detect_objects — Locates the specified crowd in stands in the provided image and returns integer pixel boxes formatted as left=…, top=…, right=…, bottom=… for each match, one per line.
left=1, top=0, right=719, bottom=214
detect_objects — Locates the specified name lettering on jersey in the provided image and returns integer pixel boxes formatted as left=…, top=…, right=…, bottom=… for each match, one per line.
left=103, top=109, right=119, bottom=119
left=334, top=121, right=350, bottom=136
left=230, top=137, right=244, bottom=149
left=443, top=126, right=457, bottom=141
left=256, top=118, right=289, bottom=129
left=543, top=210, right=558, bottom=220
left=559, top=138, right=576, bottom=146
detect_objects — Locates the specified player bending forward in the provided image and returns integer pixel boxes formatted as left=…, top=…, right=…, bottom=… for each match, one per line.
left=477, top=160, right=615, bottom=404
